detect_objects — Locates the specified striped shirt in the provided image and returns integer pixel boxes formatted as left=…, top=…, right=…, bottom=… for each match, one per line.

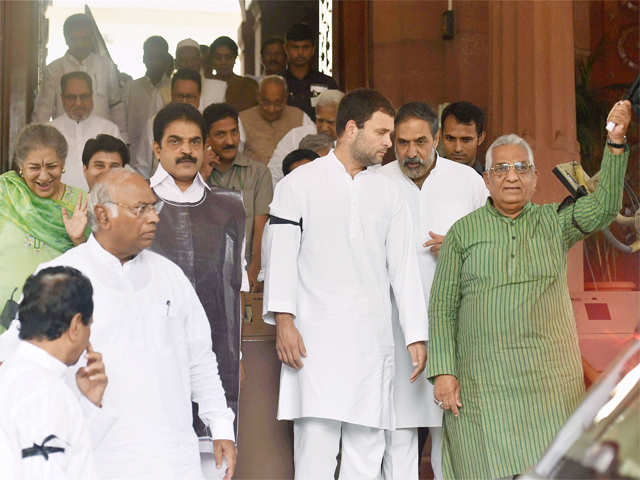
left=426, top=146, right=629, bottom=478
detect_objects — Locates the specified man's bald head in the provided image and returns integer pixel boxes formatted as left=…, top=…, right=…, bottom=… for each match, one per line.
left=89, top=169, right=160, bottom=262
left=258, top=75, right=287, bottom=122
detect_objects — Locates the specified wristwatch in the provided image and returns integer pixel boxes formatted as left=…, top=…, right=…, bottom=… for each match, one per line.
left=606, top=136, right=627, bottom=149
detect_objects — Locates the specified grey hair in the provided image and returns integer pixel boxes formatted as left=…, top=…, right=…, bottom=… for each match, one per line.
left=259, top=74, right=288, bottom=94
left=299, top=133, right=334, bottom=153
left=87, top=169, right=139, bottom=231
left=485, top=134, right=535, bottom=170
left=316, top=89, right=344, bottom=109
left=13, top=124, right=68, bottom=168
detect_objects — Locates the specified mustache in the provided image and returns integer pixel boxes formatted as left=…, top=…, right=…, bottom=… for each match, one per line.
left=176, top=154, right=197, bottom=164
left=222, top=144, right=236, bottom=151
left=402, top=156, right=426, bottom=166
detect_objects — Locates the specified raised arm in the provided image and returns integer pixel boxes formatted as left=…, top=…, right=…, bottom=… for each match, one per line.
left=561, top=100, right=632, bottom=249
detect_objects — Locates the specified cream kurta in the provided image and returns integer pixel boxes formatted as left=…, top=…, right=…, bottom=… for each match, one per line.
left=380, top=157, right=488, bottom=428
left=262, top=153, right=428, bottom=430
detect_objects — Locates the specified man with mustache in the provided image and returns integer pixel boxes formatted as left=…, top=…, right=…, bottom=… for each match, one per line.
left=0, top=168, right=237, bottom=479
left=439, top=101, right=487, bottom=174
left=51, top=71, right=122, bottom=191
left=259, top=37, right=287, bottom=79
left=379, top=102, right=487, bottom=480
left=32, top=13, right=126, bottom=137
left=262, top=89, right=428, bottom=479
left=132, top=68, right=203, bottom=178
left=148, top=104, right=246, bottom=473
left=202, top=103, right=273, bottom=291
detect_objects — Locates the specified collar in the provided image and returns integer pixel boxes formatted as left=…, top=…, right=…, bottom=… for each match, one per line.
left=61, top=112, right=93, bottom=126
left=63, top=51, right=96, bottom=66
left=14, top=341, right=68, bottom=377
left=285, top=68, right=317, bottom=81
left=329, top=151, right=372, bottom=178
left=486, top=198, right=533, bottom=222
left=87, top=233, right=142, bottom=270
left=149, top=163, right=210, bottom=191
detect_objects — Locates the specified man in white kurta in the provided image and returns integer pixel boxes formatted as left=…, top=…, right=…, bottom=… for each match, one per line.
left=32, top=14, right=126, bottom=137
left=379, top=102, right=488, bottom=479
left=51, top=71, right=121, bottom=192
left=1, top=170, right=236, bottom=480
left=0, top=266, right=107, bottom=480
left=262, top=89, right=428, bottom=479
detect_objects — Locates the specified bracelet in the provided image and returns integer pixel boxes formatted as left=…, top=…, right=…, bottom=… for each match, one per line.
left=606, top=136, right=626, bottom=148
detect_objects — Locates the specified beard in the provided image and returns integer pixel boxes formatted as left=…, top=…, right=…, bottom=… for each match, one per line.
left=351, top=130, right=385, bottom=167
left=398, top=146, right=436, bottom=179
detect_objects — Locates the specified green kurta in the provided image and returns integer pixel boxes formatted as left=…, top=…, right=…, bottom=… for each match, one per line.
left=426, top=147, right=629, bottom=479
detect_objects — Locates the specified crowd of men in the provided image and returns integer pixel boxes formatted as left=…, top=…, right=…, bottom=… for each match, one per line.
left=0, top=10, right=633, bottom=480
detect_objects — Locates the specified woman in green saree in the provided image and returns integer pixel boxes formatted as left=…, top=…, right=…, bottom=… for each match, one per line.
left=0, top=124, right=89, bottom=332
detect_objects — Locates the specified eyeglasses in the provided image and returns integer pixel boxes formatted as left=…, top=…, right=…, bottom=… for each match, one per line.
left=174, top=94, right=199, bottom=103
left=489, top=161, right=534, bottom=177
left=62, top=93, right=92, bottom=102
left=104, top=200, right=163, bottom=217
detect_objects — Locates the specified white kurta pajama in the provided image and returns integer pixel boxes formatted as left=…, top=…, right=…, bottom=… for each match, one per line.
left=262, top=153, right=428, bottom=479
left=0, top=341, right=100, bottom=480
left=32, top=52, right=127, bottom=138
left=379, top=156, right=488, bottom=480
left=51, top=112, right=122, bottom=192
left=0, top=235, right=235, bottom=480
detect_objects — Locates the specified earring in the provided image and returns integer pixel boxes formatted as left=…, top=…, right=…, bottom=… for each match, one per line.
left=62, top=168, right=66, bottom=173
left=18, top=169, right=23, bottom=177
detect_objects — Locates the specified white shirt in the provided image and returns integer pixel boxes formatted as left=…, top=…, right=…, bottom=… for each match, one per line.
left=51, top=113, right=122, bottom=192
left=1, top=236, right=235, bottom=479
left=127, top=75, right=170, bottom=150
left=32, top=52, right=127, bottom=139
left=267, top=123, right=317, bottom=186
left=379, top=156, right=489, bottom=428
left=262, top=153, right=428, bottom=429
left=0, top=341, right=98, bottom=480
left=150, top=164, right=250, bottom=293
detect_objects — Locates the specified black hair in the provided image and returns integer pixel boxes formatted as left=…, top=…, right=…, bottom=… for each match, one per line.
left=143, top=35, right=168, bottom=53
left=261, top=37, right=285, bottom=55
left=82, top=134, right=130, bottom=167
left=153, top=102, right=206, bottom=145
left=209, top=36, right=238, bottom=58
left=282, top=149, right=319, bottom=176
left=286, top=23, right=315, bottom=43
left=395, top=102, right=439, bottom=137
left=203, top=103, right=239, bottom=135
left=19, top=266, right=93, bottom=341
left=440, top=101, right=485, bottom=135
left=171, top=68, right=202, bottom=93
left=336, top=88, right=395, bottom=138
left=63, top=14, right=91, bottom=41
left=60, top=71, right=93, bottom=93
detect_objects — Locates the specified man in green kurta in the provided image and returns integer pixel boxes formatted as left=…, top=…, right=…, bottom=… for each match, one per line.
left=426, top=101, right=632, bottom=479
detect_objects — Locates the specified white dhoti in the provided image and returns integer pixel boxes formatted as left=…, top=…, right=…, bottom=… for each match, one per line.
left=293, top=418, right=386, bottom=480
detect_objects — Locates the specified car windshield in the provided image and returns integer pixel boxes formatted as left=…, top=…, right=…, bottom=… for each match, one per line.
left=533, top=332, right=640, bottom=479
